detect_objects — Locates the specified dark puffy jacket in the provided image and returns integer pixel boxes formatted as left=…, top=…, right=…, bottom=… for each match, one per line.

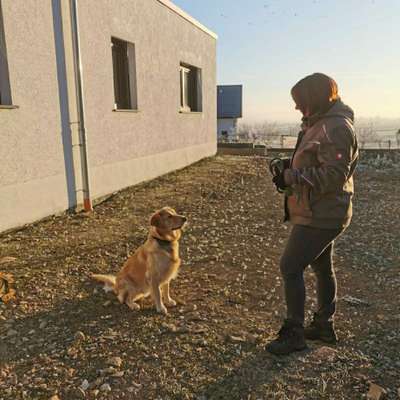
left=283, top=100, right=359, bottom=229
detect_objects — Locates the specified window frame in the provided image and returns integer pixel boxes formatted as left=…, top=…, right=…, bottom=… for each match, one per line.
left=179, top=62, right=202, bottom=114
left=111, top=36, right=138, bottom=112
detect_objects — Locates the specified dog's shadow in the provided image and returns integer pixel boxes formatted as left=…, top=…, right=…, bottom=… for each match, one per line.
left=0, top=285, right=159, bottom=364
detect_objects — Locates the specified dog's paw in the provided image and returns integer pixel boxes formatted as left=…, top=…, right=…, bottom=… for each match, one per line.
left=165, top=298, right=177, bottom=307
left=127, top=301, right=140, bottom=311
left=157, top=304, right=168, bottom=315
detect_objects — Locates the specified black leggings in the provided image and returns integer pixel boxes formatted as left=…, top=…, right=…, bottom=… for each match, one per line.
left=280, top=224, right=344, bottom=326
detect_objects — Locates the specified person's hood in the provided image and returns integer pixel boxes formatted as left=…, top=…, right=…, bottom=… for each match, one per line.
left=324, top=99, right=354, bottom=123
left=301, top=99, right=354, bottom=129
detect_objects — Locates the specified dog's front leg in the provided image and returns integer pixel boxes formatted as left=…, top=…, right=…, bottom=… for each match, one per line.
left=151, top=280, right=167, bottom=315
left=161, top=281, right=176, bottom=307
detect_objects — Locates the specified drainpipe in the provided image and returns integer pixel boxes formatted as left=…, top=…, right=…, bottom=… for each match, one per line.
left=68, top=0, right=92, bottom=211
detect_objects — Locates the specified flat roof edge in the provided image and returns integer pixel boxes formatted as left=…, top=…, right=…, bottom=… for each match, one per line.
left=157, top=0, right=218, bottom=39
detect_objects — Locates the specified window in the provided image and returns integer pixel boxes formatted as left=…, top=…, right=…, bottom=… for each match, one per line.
left=0, top=2, right=12, bottom=106
left=180, top=63, right=202, bottom=112
left=111, top=37, right=137, bottom=110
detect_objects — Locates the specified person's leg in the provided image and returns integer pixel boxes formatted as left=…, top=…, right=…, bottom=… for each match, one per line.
left=266, top=225, right=341, bottom=355
left=280, top=225, right=341, bottom=326
left=305, top=242, right=339, bottom=343
left=311, top=242, right=337, bottom=321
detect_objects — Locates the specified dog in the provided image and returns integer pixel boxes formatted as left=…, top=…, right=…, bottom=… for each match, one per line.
left=92, top=207, right=186, bottom=314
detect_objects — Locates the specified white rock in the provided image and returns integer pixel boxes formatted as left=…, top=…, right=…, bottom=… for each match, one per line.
left=100, top=383, right=111, bottom=392
left=80, top=379, right=90, bottom=391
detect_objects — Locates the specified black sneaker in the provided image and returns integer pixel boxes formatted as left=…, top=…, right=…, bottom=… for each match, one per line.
left=265, top=320, right=307, bottom=356
left=304, top=314, right=338, bottom=344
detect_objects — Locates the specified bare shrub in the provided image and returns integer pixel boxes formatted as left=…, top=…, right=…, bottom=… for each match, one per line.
left=356, top=124, right=377, bottom=149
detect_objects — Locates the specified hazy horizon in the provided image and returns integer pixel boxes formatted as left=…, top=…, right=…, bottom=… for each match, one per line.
left=237, top=115, right=400, bottom=126
left=173, top=0, right=400, bottom=124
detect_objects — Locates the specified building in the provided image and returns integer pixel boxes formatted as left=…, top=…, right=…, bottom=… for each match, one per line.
left=0, top=0, right=217, bottom=233
left=217, top=85, right=243, bottom=141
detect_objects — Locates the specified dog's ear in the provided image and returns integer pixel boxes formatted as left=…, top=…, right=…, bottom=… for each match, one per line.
left=150, top=213, right=161, bottom=227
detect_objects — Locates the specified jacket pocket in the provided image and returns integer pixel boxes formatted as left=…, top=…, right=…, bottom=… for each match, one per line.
left=287, top=185, right=313, bottom=218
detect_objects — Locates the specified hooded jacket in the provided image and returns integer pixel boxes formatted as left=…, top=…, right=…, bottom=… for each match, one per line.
left=283, top=100, right=359, bottom=229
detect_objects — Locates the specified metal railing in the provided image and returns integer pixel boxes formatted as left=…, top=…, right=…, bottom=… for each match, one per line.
left=219, top=133, right=400, bottom=150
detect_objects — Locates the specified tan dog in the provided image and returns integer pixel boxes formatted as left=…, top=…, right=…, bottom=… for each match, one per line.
left=92, top=207, right=186, bottom=314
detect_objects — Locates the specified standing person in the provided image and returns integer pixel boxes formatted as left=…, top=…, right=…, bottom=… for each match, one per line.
left=266, top=73, right=359, bottom=355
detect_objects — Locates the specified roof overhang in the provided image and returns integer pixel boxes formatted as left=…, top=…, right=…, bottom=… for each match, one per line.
left=157, top=0, right=218, bottom=40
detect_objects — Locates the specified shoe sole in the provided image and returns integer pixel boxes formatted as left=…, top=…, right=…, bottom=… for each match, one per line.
left=305, top=336, right=337, bottom=344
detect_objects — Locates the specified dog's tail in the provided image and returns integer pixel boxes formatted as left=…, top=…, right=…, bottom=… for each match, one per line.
left=92, top=274, right=116, bottom=291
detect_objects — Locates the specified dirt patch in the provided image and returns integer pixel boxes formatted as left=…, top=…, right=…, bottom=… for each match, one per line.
left=0, top=156, right=399, bottom=400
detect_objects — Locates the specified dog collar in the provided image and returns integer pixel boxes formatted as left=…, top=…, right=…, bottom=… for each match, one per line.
left=152, top=236, right=173, bottom=252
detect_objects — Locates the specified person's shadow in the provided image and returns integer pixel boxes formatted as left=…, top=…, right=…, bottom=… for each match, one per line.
left=194, top=346, right=308, bottom=400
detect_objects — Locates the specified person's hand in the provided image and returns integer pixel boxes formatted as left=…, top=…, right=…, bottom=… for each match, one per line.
left=272, top=171, right=287, bottom=192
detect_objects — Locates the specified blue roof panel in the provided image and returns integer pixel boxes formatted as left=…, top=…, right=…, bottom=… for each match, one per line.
left=217, top=85, right=243, bottom=118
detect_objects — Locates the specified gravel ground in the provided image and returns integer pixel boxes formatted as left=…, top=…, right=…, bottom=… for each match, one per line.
left=0, top=155, right=399, bottom=400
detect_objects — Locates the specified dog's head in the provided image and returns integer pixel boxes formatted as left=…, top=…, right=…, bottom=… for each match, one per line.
left=150, top=207, right=187, bottom=233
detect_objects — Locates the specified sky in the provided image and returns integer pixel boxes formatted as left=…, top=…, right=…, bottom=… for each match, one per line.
left=173, top=0, right=400, bottom=123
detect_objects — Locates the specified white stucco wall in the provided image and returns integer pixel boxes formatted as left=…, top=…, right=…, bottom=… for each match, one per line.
left=76, top=0, right=217, bottom=198
left=0, top=0, right=217, bottom=233
left=0, top=1, right=72, bottom=233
